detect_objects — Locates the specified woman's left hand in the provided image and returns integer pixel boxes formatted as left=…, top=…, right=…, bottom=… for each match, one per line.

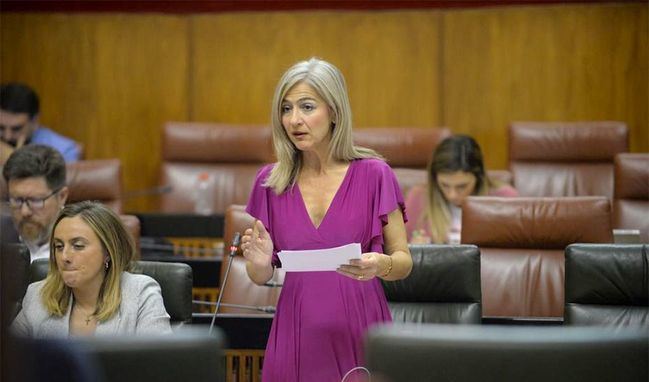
left=337, top=252, right=381, bottom=281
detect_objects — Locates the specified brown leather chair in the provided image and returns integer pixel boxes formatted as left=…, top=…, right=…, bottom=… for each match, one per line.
left=353, top=127, right=452, bottom=196
left=509, top=121, right=628, bottom=198
left=461, top=196, right=613, bottom=320
left=66, top=159, right=140, bottom=254
left=219, top=204, right=284, bottom=314
left=159, top=122, right=275, bottom=214
left=613, top=153, right=649, bottom=243
left=66, top=159, right=124, bottom=213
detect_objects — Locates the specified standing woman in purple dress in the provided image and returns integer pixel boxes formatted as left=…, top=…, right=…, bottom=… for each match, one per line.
left=240, top=58, right=413, bottom=382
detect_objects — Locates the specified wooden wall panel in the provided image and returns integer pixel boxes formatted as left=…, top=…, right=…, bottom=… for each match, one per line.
left=0, top=14, right=97, bottom=156
left=191, top=11, right=441, bottom=127
left=442, top=3, right=648, bottom=169
left=91, top=15, right=189, bottom=211
left=0, top=14, right=189, bottom=211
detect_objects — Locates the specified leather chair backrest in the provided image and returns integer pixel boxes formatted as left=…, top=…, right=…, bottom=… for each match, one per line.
left=461, top=196, right=613, bottom=319
left=353, top=127, right=452, bottom=196
left=381, top=244, right=481, bottom=324
left=366, top=324, right=648, bottom=382
left=220, top=204, right=284, bottom=314
left=131, top=261, right=193, bottom=325
left=30, top=259, right=193, bottom=325
left=613, top=153, right=649, bottom=243
left=159, top=122, right=274, bottom=214
left=353, top=127, right=452, bottom=168
left=11, top=328, right=224, bottom=382
left=565, top=244, right=648, bottom=326
left=509, top=121, right=628, bottom=198
left=1, top=243, right=30, bottom=326
left=118, top=214, right=141, bottom=257
left=66, top=159, right=124, bottom=213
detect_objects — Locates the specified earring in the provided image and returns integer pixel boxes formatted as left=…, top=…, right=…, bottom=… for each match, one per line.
left=104, top=259, right=110, bottom=270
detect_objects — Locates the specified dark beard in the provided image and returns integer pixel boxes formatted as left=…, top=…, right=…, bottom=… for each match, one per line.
left=18, top=219, right=49, bottom=247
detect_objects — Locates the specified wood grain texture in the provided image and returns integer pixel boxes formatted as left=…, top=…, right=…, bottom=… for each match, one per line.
left=191, top=10, right=441, bottom=127
left=1, top=3, right=646, bottom=212
left=442, top=3, right=648, bottom=169
left=91, top=15, right=189, bottom=211
left=1, top=13, right=189, bottom=211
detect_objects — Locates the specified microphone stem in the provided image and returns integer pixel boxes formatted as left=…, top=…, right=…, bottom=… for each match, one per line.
left=209, top=232, right=241, bottom=335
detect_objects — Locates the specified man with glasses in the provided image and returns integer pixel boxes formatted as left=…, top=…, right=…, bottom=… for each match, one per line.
left=1, top=82, right=80, bottom=165
left=2, top=145, right=69, bottom=262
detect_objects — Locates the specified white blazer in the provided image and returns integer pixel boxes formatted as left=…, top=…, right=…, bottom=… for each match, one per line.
left=11, top=272, right=172, bottom=338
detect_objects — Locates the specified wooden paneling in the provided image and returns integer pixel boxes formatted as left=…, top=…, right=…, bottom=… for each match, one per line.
left=443, top=3, right=648, bottom=169
left=191, top=11, right=441, bottom=127
left=0, top=14, right=97, bottom=155
left=91, top=15, right=189, bottom=211
left=0, top=14, right=189, bottom=211
left=1, top=3, right=646, bottom=212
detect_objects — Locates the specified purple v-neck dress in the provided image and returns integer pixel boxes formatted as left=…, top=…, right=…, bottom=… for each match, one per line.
left=246, top=158, right=406, bottom=382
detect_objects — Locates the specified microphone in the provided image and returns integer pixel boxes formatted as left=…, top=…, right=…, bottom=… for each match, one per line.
left=209, top=232, right=241, bottom=335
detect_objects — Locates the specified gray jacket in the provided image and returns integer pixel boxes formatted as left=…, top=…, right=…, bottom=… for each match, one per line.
left=11, top=272, right=172, bottom=338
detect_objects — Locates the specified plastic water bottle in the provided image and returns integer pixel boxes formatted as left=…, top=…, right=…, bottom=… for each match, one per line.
left=194, top=172, right=215, bottom=215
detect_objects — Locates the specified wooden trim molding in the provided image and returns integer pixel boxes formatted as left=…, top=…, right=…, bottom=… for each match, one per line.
left=0, top=0, right=639, bottom=14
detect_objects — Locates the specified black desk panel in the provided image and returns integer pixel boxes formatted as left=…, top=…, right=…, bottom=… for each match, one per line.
left=193, top=313, right=273, bottom=349
left=134, top=212, right=224, bottom=238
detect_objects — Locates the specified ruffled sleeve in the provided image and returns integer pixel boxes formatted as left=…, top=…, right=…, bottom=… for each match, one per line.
left=245, top=164, right=281, bottom=267
left=367, top=160, right=407, bottom=253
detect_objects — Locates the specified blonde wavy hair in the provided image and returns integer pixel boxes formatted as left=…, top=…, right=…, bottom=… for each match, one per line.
left=41, top=201, right=135, bottom=321
left=264, top=57, right=382, bottom=194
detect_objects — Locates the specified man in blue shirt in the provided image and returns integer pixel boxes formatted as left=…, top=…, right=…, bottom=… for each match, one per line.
left=0, top=83, right=80, bottom=164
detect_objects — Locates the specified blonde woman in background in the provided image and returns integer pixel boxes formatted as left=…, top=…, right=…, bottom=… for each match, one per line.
left=405, top=135, right=518, bottom=244
left=11, top=201, right=171, bottom=337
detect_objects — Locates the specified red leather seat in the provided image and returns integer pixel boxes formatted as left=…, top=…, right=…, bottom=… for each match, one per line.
left=66, top=159, right=140, bottom=254
left=66, top=159, right=124, bottom=213
left=159, top=122, right=275, bottom=214
left=613, top=153, right=649, bottom=243
left=353, top=127, right=452, bottom=196
left=462, top=196, right=613, bottom=319
left=509, top=121, right=628, bottom=198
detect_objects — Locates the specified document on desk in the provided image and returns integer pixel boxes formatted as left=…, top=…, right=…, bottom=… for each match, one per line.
left=277, top=243, right=361, bottom=272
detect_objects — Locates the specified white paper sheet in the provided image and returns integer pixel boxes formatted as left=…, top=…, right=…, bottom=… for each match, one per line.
left=277, top=243, right=361, bottom=272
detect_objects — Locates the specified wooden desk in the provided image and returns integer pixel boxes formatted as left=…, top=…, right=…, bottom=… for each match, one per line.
left=194, top=313, right=273, bottom=382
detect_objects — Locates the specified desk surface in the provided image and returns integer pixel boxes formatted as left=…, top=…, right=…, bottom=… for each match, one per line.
left=134, top=212, right=224, bottom=237
left=193, top=313, right=273, bottom=349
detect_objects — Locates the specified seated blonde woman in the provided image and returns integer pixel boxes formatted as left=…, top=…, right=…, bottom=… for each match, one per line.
left=11, top=201, right=171, bottom=337
left=405, top=135, right=518, bottom=244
